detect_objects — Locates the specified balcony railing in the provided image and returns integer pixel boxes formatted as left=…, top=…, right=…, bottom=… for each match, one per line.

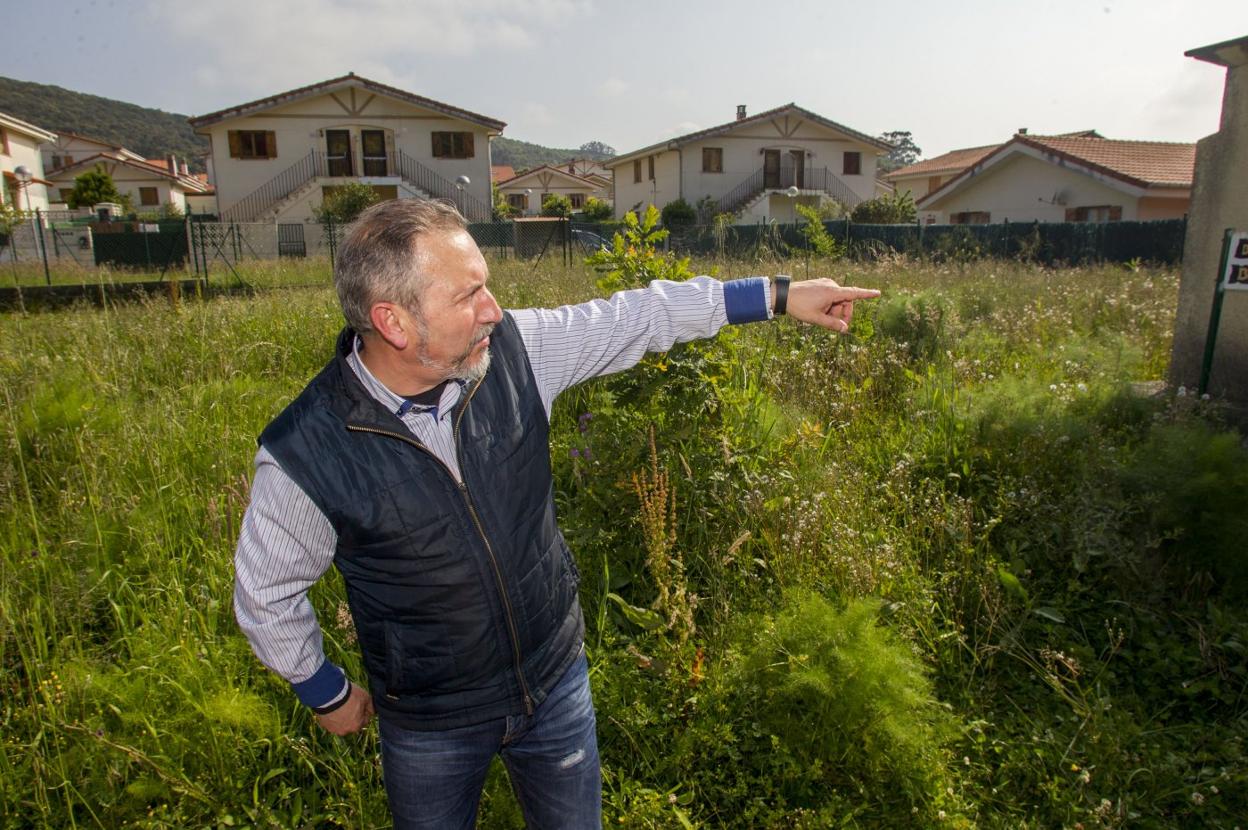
left=713, top=163, right=864, bottom=217
left=220, top=148, right=493, bottom=222
left=396, top=150, right=491, bottom=222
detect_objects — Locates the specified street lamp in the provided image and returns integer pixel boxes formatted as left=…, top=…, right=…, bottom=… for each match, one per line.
left=524, top=188, right=533, bottom=215
left=455, top=174, right=470, bottom=218
left=13, top=165, right=33, bottom=213
left=786, top=185, right=800, bottom=224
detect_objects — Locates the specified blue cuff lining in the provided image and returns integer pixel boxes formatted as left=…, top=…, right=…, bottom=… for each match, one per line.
left=291, top=660, right=348, bottom=709
left=724, top=277, right=770, bottom=324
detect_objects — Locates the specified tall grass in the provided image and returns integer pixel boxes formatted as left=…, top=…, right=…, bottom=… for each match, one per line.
left=2, top=255, right=1245, bottom=828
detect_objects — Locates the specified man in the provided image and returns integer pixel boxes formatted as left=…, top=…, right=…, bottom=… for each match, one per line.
left=234, top=199, right=878, bottom=829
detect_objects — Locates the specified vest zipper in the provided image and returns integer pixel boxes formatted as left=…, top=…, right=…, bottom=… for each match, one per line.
left=345, top=379, right=535, bottom=717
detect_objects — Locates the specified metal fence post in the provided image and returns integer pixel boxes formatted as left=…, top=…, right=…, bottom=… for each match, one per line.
left=34, top=210, right=51, bottom=285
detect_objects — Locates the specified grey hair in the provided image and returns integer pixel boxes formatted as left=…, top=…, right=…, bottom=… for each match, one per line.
left=333, top=198, right=468, bottom=333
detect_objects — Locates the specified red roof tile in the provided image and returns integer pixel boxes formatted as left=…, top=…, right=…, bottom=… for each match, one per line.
left=1017, top=134, right=1194, bottom=187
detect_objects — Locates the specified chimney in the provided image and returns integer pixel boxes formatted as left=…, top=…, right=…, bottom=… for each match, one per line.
left=737, top=105, right=747, bottom=121
left=167, top=153, right=177, bottom=172
left=1018, top=127, right=1028, bottom=135
left=180, top=159, right=189, bottom=176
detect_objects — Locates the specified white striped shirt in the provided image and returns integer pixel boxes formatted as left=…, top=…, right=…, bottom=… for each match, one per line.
left=233, top=276, right=770, bottom=708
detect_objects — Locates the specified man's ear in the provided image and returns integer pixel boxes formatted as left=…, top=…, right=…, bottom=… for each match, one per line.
left=369, top=303, right=412, bottom=350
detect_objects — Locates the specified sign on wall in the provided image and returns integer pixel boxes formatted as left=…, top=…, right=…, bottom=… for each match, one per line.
left=1223, top=231, right=1248, bottom=290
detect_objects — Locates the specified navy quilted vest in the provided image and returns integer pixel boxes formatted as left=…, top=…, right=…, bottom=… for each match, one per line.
left=259, top=314, right=584, bottom=730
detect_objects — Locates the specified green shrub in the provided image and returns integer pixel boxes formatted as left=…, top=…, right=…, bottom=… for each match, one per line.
left=541, top=194, right=572, bottom=217
left=719, top=591, right=960, bottom=820
left=873, top=290, right=954, bottom=359
left=795, top=204, right=843, bottom=259
left=581, top=197, right=613, bottom=222
left=315, top=181, right=381, bottom=223
left=850, top=191, right=916, bottom=224
left=660, top=198, right=696, bottom=228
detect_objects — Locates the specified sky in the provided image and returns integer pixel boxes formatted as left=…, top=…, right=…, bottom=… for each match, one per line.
left=1, top=0, right=1242, bottom=159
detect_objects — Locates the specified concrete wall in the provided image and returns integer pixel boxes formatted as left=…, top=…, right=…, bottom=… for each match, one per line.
left=1170, top=37, right=1248, bottom=409
left=202, top=88, right=493, bottom=219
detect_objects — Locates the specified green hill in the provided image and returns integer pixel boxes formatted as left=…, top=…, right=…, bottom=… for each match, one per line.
left=0, top=76, right=208, bottom=172
left=0, top=75, right=613, bottom=177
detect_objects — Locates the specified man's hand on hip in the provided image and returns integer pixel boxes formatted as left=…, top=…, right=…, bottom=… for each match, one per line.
left=785, top=278, right=881, bottom=333
left=316, top=682, right=375, bottom=736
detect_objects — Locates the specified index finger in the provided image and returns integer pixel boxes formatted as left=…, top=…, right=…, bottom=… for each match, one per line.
left=831, top=287, right=881, bottom=301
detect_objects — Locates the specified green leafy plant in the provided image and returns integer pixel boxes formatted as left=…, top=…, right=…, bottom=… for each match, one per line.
left=315, top=181, right=381, bottom=223
left=586, top=206, right=694, bottom=293
left=660, top=198, right=696, bottom=228
left=67, top=165, right=123, bottom=209
left=795, top=203, right=844, bottom=259
left=851, top=190, right=917, bottom=224
left=580, top=197, right=613, bottom=222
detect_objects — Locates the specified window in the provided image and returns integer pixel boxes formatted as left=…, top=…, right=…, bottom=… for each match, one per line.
left=843, top=152, right=861, bottom=176
left=507, top=193, right=528, bottom=210
left=633, top=160, right=642, bottom=183
left=1066, top=205, right=1122, bottom=223
left=570, top=193, right=585, bottom=209
left=431, top=132, right=474, bottom=159
left=950, top=211, right=990, bottom=225
left=927, top=175, right=942, bottom=194
left=227, top=130, right=277, bottom=159
left=50, top=155, right=64, bottom=170
left=702, top=147, right=723, bottom=173
left=139, top=187, right=159, bottom=206
left=647, top=156, right=655, bottom=180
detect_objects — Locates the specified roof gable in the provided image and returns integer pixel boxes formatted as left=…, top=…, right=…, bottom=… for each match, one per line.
left=188, top=73, right=505, bottom=133
left=0, top=111, right=57, bottom=143
left=45, top=152, right=210, bottom=192
left=607, top=103, right=889, bottom=167
left=497, top=164, right=599, bottom=189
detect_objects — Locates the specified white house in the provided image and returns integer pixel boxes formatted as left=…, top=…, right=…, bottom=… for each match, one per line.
left=45, top=151, right=210, bottom=212
left=1, top=111, right=57, bottom=212
left=496, top=165, right=608, bottom=216
left=605, top=103, right=890, bottom=224
left=41, top=132, right=146, bottom=175
left=915, top=132, right=1194, bottom=224
left=188, top=73, right=505, bottom=223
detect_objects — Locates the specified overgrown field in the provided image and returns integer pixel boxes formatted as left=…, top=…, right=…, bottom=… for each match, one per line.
left=2, top=241, right=1246, bottom=828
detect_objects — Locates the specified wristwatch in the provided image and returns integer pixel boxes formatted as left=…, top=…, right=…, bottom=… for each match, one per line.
left=772, top=275, right=791, bottom=316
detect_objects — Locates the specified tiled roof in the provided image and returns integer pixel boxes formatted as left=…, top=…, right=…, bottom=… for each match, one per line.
left=491, top=165, right=516, bottom=183
left=496, top=164, right=599, bottom=189
left=886, top=144, right=999, bottom=179
left=1017, top=134, right=1195, bottom=187
left=188, top=73, right=505, bottom=132
left=887, top=131, right=1103, bottom=180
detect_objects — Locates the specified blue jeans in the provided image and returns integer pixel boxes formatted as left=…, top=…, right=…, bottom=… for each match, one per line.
left=379, top=651, right=601, bottom=829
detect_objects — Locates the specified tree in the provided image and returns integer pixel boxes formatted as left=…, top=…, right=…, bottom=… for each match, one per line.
left=580, top=197, right=613, bottom=222
left=579, top=141, right=616, bottom=158
left=67, top=166, right=122, bottom=209
left=877, top=131, right=922, bottom=173
left=315, top=182, right=381, bottom=224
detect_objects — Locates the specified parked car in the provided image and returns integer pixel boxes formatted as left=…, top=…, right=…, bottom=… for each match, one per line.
left=571, top=228, right=610, bottom=255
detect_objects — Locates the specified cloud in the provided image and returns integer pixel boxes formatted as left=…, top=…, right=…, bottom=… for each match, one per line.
left=599, top=78, right=629, bottom=97
left=665, top=121, right=701, bottom=136
left=149, top=0, right=592, bottom=107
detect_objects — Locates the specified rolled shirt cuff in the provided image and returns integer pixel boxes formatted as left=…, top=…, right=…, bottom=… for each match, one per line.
left=723, top=276, right=773, bottom=324
left=291, top=660, right=350, bottom=710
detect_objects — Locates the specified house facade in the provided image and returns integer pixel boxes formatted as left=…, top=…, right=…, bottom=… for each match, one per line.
left=496, top=165, right=608, bottom=216
left=1, top=111, right=57, bottom=211
left=41, top=132, right=146, bottom=175
left=606, top=104, right=889, bottom=224
left=189, top=73, right=505, bottom=223
left=45, top=152, right=210, bottom=212
left=916, top=133, right=1194, bottom=224
left=885, top=143, right=1000, bottom=206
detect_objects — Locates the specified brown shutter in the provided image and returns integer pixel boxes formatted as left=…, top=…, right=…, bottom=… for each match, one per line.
left=1065, top=208, right=1077, bottom=222
left=464, top=133, right=475, bottom=159
left=265, top=131, right=277, bottom=159
left=228, top=131, right=243, bottom=158
left=1109, top=205, right=1122, bottom=221
left=432, top=133, right=444, bottom=158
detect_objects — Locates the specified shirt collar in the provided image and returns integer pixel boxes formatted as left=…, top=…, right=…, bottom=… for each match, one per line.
left=346, top=334, right=463, bottom=419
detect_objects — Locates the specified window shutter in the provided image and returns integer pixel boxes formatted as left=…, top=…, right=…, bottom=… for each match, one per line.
left=1065, top=208, right=1077, bottom=222
left=228, top=131, right=243, bottom=158
left=1108, top=206, right=1122, bottom=221
left=464, top=133, right=475, bottom=159
left=265, top=131, right=277, bottom=158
